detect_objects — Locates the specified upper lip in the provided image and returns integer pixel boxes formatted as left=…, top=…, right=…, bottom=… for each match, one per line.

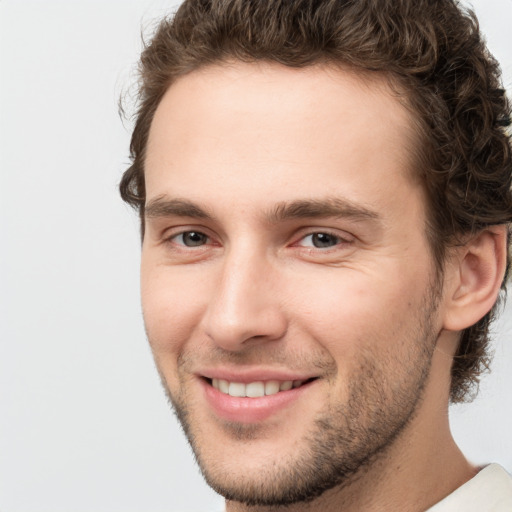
left=198, top=367, right=318, bottom=383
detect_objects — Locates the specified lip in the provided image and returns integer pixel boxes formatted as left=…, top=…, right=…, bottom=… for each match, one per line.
left=199, top=373, right=318, bottom=423
left=199, top=367, right=316, bottom=383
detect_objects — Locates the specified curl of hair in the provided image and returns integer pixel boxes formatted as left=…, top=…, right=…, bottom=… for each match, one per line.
left=120, top=0, right=512, bottom=402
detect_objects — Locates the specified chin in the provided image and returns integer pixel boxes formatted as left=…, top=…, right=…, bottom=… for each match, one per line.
left=167, top=364, right=431, bottom=507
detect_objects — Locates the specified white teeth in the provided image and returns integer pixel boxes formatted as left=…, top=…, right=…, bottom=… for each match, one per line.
left=228, top=382, right=246, bottom=397
left=279, top=380, right=293, bottom=391
left=218, top=379, right=229, bottom=394
left=246, top=381, right=265, bottom=398
left=264, top=380, right=280, bottom=396
left=211, top=378, right=307, bottom=397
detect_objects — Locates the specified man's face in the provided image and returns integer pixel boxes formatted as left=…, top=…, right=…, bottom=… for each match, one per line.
left=141, top=63, right=447, bottom=506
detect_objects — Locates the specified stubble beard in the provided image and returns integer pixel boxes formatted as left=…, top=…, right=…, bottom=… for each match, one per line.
left=157, top=289, right=440, bottom=508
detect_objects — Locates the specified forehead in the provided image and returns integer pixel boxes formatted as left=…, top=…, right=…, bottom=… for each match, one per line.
left=145, top=62, right=422, bottom=218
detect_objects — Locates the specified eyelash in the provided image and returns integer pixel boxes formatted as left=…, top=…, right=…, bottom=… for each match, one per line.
left=169, top=231, right=211, bottom=247
left=294, top=231, right=349, bottom=249
left=165, top=229, right=351, bottom=251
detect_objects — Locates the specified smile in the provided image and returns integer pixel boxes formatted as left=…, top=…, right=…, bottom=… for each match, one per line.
left=211, top=378, right=309, bottom=398
left=202, top=375, right=319, bottom=423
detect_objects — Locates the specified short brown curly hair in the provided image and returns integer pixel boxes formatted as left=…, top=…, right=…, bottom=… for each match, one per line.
left=120, top=0, right=512, bottom=403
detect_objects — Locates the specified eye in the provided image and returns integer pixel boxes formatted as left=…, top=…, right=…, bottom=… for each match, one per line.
left=298, top=232, right=343, bottom=248
left=171, top=231, right=209, bottom=247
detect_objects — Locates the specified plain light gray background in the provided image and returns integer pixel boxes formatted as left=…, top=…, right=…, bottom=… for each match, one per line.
left=0, top=1, right=511, bottom=511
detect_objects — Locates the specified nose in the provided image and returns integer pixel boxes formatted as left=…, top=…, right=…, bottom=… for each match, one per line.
left=201, top=247, right=288, bottom=351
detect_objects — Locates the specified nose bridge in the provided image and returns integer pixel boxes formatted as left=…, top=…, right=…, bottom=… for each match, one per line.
left=202, top=239, right=287, bottom=350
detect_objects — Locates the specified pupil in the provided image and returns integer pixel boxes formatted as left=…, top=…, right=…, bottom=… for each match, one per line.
left=184, top=232, right=206, bottom=246
left=312, top=233, right=337, bottom=248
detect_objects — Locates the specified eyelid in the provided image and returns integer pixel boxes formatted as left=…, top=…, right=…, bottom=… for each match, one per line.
left=157, top=227, right=220, bottom=264
left=159, top=224, right=354, bottom=251
left=297, top=233, right=340, bottom=248
left=291, top=228, right=354, bottom=247
left=161, top=226, right=216, bottom=246
left=171, top=231, right=209, bottom=246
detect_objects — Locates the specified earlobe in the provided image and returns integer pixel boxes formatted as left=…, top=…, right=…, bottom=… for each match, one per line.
left=442, top=226, right=508, bottom=332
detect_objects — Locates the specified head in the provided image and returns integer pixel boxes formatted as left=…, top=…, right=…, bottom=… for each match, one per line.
left=120, top=0, right=512, bottom=507
left=121, top=0, right=512, bottom=403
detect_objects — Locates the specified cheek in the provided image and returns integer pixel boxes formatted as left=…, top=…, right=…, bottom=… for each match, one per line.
left=140, top=262, right=206, bottom=357
left=291, top=267, right=427, bottom=360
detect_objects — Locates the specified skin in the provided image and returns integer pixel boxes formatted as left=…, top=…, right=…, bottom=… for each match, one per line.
left=141, top=62, right=505, bottom=511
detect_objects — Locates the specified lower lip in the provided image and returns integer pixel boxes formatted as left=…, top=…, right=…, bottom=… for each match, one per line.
left=201, top=379, right=315, bottom=423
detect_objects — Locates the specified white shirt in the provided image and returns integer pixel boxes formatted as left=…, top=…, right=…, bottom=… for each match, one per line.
left=427, top=464, right=512, bottom=511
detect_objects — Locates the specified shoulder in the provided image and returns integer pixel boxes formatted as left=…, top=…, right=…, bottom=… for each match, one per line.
left=427, top=464, right=512, bottom=512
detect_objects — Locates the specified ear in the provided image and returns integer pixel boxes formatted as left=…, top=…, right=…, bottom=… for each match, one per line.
left=442, top=225, right=508, bottom=331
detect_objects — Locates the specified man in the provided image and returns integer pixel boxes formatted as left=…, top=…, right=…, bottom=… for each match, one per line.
left=120, top=0, right=512, bottom=510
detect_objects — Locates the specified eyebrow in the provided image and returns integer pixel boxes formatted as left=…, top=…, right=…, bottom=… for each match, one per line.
left=145, top=196, right=214, bottom=220
left=144, top=195, right=381, bottom=225
left=267, top=198, right=381, bottom=224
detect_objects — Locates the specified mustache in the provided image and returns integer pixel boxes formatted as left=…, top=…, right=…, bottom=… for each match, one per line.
left=176, top=342, right=338, bottom=375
